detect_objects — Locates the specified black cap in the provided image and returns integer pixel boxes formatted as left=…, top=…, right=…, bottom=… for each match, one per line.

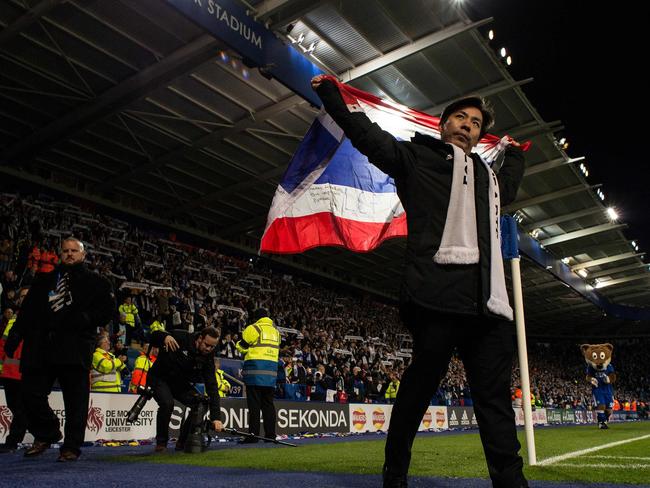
left=251, top=308, right=270, bottom=322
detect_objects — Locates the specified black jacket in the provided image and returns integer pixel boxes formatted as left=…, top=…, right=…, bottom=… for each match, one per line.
left=316, top=81, right=525, bottom=318
left=5, top=263, right=115, bottom=370
left=149, top=329, right=221, bottom=422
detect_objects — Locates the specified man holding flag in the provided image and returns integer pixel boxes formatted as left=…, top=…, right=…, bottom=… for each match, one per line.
left=309, top=75, right=527, bottom=488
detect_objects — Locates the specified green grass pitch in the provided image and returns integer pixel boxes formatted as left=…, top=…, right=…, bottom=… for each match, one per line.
left=118, top=421, right=650, bottom=485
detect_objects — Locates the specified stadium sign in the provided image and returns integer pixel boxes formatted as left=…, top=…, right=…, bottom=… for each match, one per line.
left=164, top=0, right=323, bottom=106
left=419, top=406, right=448, bottom=431
left=348, top=405, right=393, bottom=433
left=513, top=407, right=548, bottom=426
left=171, top=399, right=349, bottom=436
left=447, top=407, right=478, bottom=429
left=0, top=392, right=158, bottom=443
left=546, top=409, right=564, bottom=424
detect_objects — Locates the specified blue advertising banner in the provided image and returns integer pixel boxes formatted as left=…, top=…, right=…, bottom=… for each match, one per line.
left=165, top=0, right=324, bottom=106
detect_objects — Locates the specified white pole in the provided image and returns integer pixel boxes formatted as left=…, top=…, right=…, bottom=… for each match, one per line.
left=510, top=256, right=537, bottom=465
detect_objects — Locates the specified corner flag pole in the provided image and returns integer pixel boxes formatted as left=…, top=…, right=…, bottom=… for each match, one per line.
left=501, top=215, right=537, bottom=466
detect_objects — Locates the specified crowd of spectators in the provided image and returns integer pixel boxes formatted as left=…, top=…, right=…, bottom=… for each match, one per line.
left=1, top=192, right=648, bottom=411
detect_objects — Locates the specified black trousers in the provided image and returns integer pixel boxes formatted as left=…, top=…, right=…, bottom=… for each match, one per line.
left=21, top=364, right=90, bottom=454
left=384, top=305, right=526, bottom=488
left=150, top=376, right=199, bottom=445
left=1, top=379, right=28, bottom=447
left=125, top=324, right=140, bottom=346
left=246, top=385, right=276, bottom=438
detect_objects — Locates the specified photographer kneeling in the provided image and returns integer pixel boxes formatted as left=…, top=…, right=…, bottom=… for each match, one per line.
left=147, top=327, right=223, bottom=452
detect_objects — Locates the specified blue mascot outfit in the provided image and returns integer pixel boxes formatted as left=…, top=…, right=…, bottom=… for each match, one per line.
left=581, top=343, right=616, bottom=429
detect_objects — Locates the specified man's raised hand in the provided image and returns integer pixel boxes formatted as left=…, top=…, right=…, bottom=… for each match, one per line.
left=163, top=335, right=179, bottom=352
left=311, top=75, right=327, bottom=90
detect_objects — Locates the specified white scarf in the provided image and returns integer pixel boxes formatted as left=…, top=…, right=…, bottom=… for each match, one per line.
left=433, top=144, right=513, bottom=321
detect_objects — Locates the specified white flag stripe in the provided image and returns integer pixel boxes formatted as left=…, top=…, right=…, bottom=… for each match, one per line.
left=281, top=183, right=404, bottom=222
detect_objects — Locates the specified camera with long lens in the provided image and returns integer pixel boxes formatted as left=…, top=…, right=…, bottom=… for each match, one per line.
left=126, top=385, right=154, bottom=424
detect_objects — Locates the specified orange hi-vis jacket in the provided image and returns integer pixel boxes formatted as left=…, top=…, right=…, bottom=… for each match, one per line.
left=38, top=249, right=58, bottom=273
left=128, top=351, right=157, bottom=393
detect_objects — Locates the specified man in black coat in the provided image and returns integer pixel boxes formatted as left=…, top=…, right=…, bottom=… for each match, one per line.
left=147, top=327, right=223, bottom=452
left=312, top=76, right=527, bottom=488
left=5, top=237, right=114, bottom=462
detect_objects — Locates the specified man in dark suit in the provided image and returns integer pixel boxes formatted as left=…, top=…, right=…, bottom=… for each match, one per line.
left=5, top=237, right=114, bottom=462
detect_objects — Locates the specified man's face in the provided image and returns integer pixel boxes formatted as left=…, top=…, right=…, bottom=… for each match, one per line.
left=3, top=308, right=13, bottom=320
left=16, top=289, right=29, bottom=307
left=440, top=106, right=483, bottom=154
left=197, top=335, right=218, bottom=355
left=60, top=240, right=86, bottom=265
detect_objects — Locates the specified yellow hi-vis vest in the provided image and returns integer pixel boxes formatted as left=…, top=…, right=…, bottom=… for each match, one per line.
left=236, top=317, right=280, bottom=387
left=150, top=320, right=165, bottom=333
left=216, top=369, right=231, bottom=397
left=91, top=348, right=126, bottom=392
left=385, top=380, right=400, bottom=399
left=119, top=303, right=138, bottom=327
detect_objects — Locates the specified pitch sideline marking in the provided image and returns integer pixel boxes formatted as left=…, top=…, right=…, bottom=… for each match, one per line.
left=552, top=463, right=650, bottom=469
left=584, top=455, right=650, bottom=461
left=537, top=434, right=650, bottom=466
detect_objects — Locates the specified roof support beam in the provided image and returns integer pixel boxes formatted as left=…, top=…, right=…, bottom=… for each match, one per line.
left=507, top=120, right=564, bottom=141
left=608, top=290, right=650, bottom=302
left=595, top=273, right=650, bottom=289
left=424, top=78, right=533, bottom=116
left=588, top=262, right=649, bottom=279
left=571, top=252, right=644, bottom=271
left=219, top=215, right=268, bottom=237
left=265, top=0, right=327, bottom=29
left=503, top=184, right=600, bottom=213
left=525, top=207, right=603, bottom=231
left=539, top=223, right=627, bottom=247
left=95, top=94, right=304, bottom=192
left=526, top=280, right=567, bottom=292
left=524, top=156, right=584, bottom=177
left=607, top=283, right=650, bottom=295
left=169, top=166, right=286, bottom=217
left=1, top=34, right=220, bottom=163
left=339, top=19, right=493, bottom=82
left=252, top=0, right=293, bottom=20
left=0, top=0, right=66, bottom=47
left=533, top=301, right=597, bottom=317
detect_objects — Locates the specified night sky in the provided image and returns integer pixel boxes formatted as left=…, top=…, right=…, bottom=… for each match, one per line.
left=466, top=0, right=650, bottom=248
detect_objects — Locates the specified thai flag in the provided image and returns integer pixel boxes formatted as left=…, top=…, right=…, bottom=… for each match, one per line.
left=260, top=77, right=525, bottom=254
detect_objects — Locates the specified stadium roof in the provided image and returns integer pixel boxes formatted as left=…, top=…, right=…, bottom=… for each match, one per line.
left=1, top=0, right=648, bottom=337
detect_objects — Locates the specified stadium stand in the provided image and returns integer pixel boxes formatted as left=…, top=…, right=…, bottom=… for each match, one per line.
left=1, top=192, right=648, bottom=413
